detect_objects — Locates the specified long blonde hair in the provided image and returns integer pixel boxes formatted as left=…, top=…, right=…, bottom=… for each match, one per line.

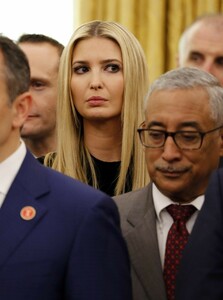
left=46, top=20, right=149, bottom=195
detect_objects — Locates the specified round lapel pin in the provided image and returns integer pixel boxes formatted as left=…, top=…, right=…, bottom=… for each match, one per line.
left=20, top=206, right=36, bottom=221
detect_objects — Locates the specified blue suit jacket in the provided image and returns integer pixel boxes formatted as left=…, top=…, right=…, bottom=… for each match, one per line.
left=0, top=150, right=132, bottom=300
left=176, top=168, right=223, bottom=300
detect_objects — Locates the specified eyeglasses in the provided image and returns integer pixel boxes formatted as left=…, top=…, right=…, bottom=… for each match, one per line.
left=137, top=125, right=223, bottom=150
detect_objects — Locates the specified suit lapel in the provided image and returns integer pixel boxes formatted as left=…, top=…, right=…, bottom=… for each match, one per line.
left=126, top=184, right=167, bottom=300
left=0, top=151, right=49, bottom=269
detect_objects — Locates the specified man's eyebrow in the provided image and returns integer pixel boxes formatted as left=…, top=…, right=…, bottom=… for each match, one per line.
left=189, top=51, right=203, bottom=56
left=180, top=121, right=200, bottom=127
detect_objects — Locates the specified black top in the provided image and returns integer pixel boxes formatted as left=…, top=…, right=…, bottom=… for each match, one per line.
left=90, top=156, right=132, bottom=197
left=37, top=154, right=132, bottom=197
left=37, top=156, right=45, bottom=164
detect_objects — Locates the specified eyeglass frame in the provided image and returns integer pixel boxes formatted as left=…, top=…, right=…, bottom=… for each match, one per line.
left=137, top=124, right=223, bottom=150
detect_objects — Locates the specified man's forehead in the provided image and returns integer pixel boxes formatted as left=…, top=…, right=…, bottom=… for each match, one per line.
left=148, top=87, right=208, bottom=102
left=187, top=21, right=223, bottom=45
left=146, top=88, right=211, bottom=117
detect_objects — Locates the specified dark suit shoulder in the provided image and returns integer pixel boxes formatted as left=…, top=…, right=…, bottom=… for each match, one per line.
left=219, top=156, right=223, bottom=168
left=21, top=150, right=114, bottom=214
left=176, top=168, right=223, bottom=300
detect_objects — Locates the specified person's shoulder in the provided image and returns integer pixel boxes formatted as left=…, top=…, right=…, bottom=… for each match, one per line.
left=205, top=168, right=223, bottom=195
left=114, top=185, right=150, bottom=204
left=217, top=167, right=223, bottom=177
left=22, top=151, right=117, bottom=224
left=113, top=184, right=151, bottom=217
left=218, top=156, right=223, bottom=168
left=43, top=165, right=119, bottom=222
left=113, top=184, right=152, bottom=236
left=45, top=165, right=104, bottom=195
left=209, top=167, right=223, bottom=184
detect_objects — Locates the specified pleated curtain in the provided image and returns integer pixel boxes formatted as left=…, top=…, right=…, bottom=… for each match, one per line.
left=74, top=0, right=223, bottom=83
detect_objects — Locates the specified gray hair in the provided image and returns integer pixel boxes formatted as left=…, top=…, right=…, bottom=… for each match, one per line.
left=146, top=67, right=223, bottom=125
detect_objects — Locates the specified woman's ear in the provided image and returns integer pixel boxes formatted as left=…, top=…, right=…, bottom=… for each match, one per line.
left=12, top=92, right=32, bottom=129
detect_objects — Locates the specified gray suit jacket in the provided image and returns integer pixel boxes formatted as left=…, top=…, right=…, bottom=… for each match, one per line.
left=114, top=184, right=167, bottom=300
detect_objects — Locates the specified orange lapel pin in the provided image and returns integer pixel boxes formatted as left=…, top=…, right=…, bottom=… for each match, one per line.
left=20, top=206, right=36, bottom=221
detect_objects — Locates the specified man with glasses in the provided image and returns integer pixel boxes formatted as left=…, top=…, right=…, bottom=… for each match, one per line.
left=114, top=67, right=223, bottom=300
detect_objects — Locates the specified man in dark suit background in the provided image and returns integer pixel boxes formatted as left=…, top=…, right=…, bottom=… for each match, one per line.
left=114, top=67, right=223, bottom=300
left=0, top=36, right=132, bottom=300
left=176, top=168, right=223, bottom=300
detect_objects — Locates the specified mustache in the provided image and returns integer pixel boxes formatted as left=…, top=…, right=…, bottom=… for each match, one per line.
left=155, top=164, right=190, bottom=173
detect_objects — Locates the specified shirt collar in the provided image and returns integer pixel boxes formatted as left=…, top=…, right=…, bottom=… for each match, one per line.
left=152, top=183, right=205, bottom=223
left=0, top=140, right=26, bottom=196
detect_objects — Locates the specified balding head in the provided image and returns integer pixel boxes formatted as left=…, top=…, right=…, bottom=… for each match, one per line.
left=178, top=14, right=223, bottom=86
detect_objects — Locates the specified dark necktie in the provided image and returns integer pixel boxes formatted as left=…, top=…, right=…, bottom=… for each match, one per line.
left=163, top=204, right=196, bottom=300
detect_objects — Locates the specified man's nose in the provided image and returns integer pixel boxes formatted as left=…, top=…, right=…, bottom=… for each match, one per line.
left=161, top=136, right=182, bottom=161
left=200, top=60, right=214, bottom=73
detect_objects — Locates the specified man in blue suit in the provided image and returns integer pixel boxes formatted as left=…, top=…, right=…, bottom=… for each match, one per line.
left=0, top=36, right=132, bottom=300
left=176, top=168, right=223, bottom=300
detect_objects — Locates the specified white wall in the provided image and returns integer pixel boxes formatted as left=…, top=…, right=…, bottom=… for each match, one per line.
left=0, top=0, right=74, bottom=46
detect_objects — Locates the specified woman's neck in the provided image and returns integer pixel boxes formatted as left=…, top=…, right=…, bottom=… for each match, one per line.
left=84, top=119, right=122, bottom=162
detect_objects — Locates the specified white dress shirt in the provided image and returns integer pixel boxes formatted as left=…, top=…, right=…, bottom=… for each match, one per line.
left=0, top=140, right=26, bottom=208
left=152, top=183, right=204, bottom=268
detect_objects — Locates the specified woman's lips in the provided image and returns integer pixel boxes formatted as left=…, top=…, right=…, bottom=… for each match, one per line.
left=87, top=96, right=107, bottom=106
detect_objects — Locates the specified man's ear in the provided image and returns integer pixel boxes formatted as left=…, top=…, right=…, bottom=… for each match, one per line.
left=12, top=92, right=32, bottom=129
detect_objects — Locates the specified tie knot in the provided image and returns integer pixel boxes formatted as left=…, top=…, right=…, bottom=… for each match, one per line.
left=166, top=204, right=196, bottom=222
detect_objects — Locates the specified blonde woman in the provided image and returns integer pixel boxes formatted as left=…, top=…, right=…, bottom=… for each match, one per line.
left=45, top=20, right=149, bottom=196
